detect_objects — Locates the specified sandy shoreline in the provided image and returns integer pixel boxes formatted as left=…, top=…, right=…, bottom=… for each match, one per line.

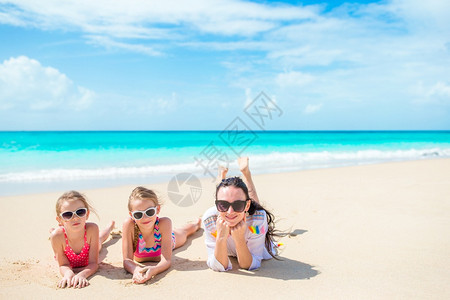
left=1, top=159, right=449, bottom=299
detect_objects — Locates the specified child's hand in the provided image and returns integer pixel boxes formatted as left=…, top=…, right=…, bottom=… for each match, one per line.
left=141, top=266, right=155, bottom=283
left=57, top=273, right=74, bottom=288
left=216, top=216, right=230, bottom=239
left=133, top=266, right=152, bottom=284
left=71, top=273, right=90, bottom=289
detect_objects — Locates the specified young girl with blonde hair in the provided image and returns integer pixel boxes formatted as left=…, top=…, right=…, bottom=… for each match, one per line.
left=122, top=186, right=201, bottom=284
left=50, top=191, right=114, bottom=288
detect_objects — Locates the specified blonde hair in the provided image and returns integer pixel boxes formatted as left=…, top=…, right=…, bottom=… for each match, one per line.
left=56, top=190, right=96, bottom=216
left=128, top=186, right=160, bottom=211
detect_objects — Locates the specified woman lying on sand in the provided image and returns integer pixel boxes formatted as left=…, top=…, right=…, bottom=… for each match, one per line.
left=202, top=157, right=279, bottom=271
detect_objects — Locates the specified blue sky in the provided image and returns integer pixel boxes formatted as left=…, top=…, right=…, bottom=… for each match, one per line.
left=0, top=0, right=449, bottom=130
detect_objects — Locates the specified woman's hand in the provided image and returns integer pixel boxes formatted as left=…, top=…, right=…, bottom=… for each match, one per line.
left=71, top=273, right=90, bottom=289
left=216, top=216, right=230, bottom=239
left=230, top=218, right=247, bottom=244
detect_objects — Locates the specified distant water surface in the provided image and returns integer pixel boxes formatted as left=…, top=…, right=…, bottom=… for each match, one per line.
left=1, top=131, right=449, bottom=196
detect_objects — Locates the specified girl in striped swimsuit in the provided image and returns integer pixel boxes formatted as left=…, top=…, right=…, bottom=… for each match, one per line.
left=122, top=186, right=201, bottom=284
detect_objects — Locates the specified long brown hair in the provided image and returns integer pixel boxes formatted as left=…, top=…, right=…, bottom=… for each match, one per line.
left=216, top=176, right=280, bottom=258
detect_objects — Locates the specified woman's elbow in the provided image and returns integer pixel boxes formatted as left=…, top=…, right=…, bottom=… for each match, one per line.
left=238, top=257, right=253, bottom=269
left=239, top=262, right=252, bottom=270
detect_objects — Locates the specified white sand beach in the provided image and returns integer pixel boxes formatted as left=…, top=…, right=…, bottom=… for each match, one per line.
left=1, top=159, right=449, bottom=299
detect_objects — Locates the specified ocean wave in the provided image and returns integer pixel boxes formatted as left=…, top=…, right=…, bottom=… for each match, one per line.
left=0, top=163, right=197, bottom=182
left=1, top=148, right=449, bottom=182
left=248, top=147, right=450, bottom=172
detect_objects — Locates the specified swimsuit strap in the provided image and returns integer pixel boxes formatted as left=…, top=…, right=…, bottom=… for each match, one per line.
left=62, top=225, right=87, bottom=249
left=154, top=216, right=159, bottom=231
left=132, top=217, right=159, bottom=252
left=153, top=217, right=161, bottom=241
left=62, top=227, right=69, bottom=247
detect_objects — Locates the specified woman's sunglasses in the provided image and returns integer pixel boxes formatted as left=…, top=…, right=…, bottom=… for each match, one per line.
left=215, top=200, right=249, bottom=212
left=60, top=208, right=88, bottom=221
left=131, top=207, right=157, bottom=220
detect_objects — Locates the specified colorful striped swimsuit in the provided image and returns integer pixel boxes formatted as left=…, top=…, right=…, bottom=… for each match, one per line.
left=133, top=217, right=176, bottom=259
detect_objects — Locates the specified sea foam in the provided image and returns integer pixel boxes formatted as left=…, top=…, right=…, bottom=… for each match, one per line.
left=1, top=147, right=448, bottom=182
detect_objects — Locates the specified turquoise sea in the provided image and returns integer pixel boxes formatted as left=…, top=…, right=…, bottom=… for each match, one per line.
left=1, top=131, right=449, bottom=196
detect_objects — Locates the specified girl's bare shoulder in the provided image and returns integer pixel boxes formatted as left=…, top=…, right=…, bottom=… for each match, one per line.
left=122, top=217, right=135, bottom=228
left=86, top=222, right=99, bottom=231
left=50, top=227, right=65, bottom=242
left=86, top=222, right=100, bottom=239
left=122, top=217, right=135, bottom=235
left=158, top=217, right=173, bottom=231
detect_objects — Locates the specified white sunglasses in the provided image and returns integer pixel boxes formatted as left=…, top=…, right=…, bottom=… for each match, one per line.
left=60, top=208, right=88, bottom=220
left=131, top=207, right=157, bottom=220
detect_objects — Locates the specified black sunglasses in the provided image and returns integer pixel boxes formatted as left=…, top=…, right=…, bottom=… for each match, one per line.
left=131, top=207, right=157, bottom=220
left=215, top=200, right=249, bottom=212
left=60, top=208, right=88, bottom=221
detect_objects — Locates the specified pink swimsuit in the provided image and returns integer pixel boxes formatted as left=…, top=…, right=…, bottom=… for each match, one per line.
left=133, top=217, right=175, bottom=259
left=63, top=226, right=90, bottom=268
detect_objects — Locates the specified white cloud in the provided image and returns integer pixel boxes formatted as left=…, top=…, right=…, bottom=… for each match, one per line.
left=0, top=56, right=94, bottom=111
left=387, top=0, right=450, bottom=34
left=263, top=0, right=450, bottom=73
left=86, top=35, right=163, bottom=56
left=422, top=82, right=450, bottom=105
left=1, top=1, right=449, bottom=129
left=428, top=82, right=450, bottom=98
left=410, top=80, right=450, bottom=106
left=0, top=11, right=27, bottom=26
left=224, top=1, right=449, bottom=124
left=244, top=88, right=252, bottom=107
left=2, top=0, right=448, bottom=70
left=303, top=103, right=322, bottom=114
left=0, top=0, right=318, bottom=54
left=137, top=92, right=178, bottom=115
left=276, top=71, right=315, bottom=88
